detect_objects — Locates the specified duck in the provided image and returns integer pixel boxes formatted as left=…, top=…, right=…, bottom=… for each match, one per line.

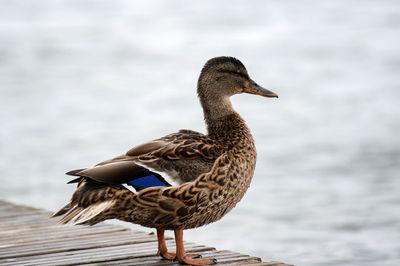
left=53, top=56, right=278, bottom=265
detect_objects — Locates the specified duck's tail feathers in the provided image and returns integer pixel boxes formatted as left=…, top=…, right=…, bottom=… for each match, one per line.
left=67, top=177, right=84, bottom=184
left=66, top=168, right=86, bottom=176
left=56, top=200, right=116, bottom=225
left=51, top=203, right=72, bottom=218
left=52, top=179, right=123, bottom=226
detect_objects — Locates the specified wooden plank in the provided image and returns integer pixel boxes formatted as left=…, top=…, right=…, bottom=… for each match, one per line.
left=0, top=203, right=46, bottom=218
left=1, top=241, right=214, bottom=266
left=0, top=209, right=48, bottom=218
left=0, top=200, right=292, bottom=266
left=86, top=250, right=262, bottom=266
left=0, top=214, right=56, bottom=230
left=0, top=224, right=130, bottom=244
left=0, top=230, right=159, bottom=259
left=0, top=210, right=48, bottom=219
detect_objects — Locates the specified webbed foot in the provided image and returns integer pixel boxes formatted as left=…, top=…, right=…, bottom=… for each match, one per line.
left=177, top=256, right=217, bottom=265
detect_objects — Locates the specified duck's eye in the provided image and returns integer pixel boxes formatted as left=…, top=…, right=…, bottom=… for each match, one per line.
left=218, top=69, right=249, bottom=80
left=215, top=75, right=226, bottom=82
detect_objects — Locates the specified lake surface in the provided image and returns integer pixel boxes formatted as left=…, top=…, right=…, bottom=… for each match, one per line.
left=1, top=1, right=399, bottom=265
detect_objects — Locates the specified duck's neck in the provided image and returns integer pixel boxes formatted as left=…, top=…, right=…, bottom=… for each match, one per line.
left=201, top=95, right=235, bottom=123
left=200, top=96, right=252, bottom=143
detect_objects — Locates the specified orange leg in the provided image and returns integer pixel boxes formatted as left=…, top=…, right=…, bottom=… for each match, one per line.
left=174, top=229, right=217, bottom=265
left=156, top=229, right=203, bottom=261
left=157, top=229, right=176, bottom=260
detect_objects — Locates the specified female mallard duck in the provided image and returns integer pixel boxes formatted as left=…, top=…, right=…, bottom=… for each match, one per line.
left=53, top=56, right=278, bottom=265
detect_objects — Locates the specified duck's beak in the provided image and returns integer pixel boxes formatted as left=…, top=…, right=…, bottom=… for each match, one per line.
left=243, top=79, right=278, bottom=98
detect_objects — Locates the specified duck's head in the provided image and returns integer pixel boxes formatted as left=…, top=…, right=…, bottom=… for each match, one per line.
left=197, top=56, right=278, bottom=120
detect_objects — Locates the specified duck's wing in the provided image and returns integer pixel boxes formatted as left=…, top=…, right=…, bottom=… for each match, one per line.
left=66, top=129, right=223, bottom=186
left=56, top=153, right=232, bottom=228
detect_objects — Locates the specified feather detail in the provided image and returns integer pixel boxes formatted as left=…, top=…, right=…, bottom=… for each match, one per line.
left=59, top=200, right=116, bottom=225
left=51, top=203, right=72, bottom=218
left=127, top=174, right=171, bottom=191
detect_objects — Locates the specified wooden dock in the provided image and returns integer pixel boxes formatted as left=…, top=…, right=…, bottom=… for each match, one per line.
left=0, top=200, right=291, bottom=266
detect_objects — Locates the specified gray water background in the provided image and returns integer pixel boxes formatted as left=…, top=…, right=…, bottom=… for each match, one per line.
left=1, top=1, right=399, bottom=265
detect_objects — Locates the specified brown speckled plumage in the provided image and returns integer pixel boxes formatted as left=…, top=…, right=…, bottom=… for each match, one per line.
left=53, top=56, right=278, bottom=265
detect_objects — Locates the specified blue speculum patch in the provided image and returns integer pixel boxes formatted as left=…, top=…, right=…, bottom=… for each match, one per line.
left=127, top=174, right=170, bottom=191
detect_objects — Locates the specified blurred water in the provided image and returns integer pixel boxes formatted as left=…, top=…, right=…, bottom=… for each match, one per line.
left=1, top=1, right=400, bottom=265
